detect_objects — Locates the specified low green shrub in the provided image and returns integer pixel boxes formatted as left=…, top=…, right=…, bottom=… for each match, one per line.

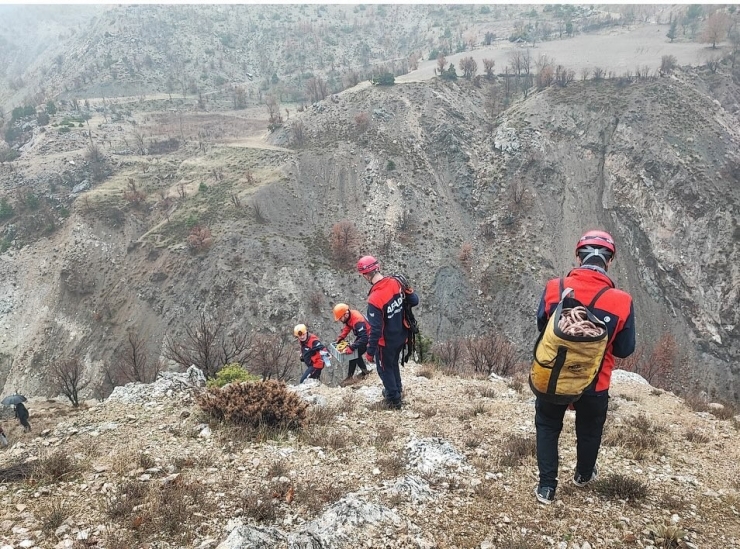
left=207, top=363, right=261, bottom=388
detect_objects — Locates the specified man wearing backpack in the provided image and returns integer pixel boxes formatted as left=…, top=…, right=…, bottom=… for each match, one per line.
left=357, top=255, right=419, bottom=410
left=533, top=230, right=635, bottom=504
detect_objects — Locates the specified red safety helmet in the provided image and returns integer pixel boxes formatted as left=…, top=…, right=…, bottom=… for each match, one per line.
left=576, top=230, right=616, bottom=257
left=357, top=255, right=379, bottom=275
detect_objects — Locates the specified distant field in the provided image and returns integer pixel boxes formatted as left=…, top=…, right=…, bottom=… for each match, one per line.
left=398, top=24, right=719, bottom=83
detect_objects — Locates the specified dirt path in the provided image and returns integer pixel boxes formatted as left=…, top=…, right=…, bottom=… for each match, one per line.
left=220, top=136, right=293, bottom=152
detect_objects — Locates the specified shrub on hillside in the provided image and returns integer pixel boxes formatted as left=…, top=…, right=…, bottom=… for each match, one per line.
left=329, top=219, right=360, bottom=269
left=187, top=225, right=213, bottom=252
left=0, top=149, right=20, bottom=163
left=593, top=473, right=648, bottom=502
left=196, top=380, right=308, bottom=430
left=207, top=363, right=261, bottom=388
left=354, top=112, right=370, bottom=133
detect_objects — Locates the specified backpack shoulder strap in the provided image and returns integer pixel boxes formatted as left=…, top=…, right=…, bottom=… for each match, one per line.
left=588, top=286, right=611, bottom=308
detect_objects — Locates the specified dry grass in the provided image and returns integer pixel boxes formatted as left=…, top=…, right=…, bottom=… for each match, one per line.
left=0, top=461, right=34, bottom=483
left=37, top=498, right=67, bottom=535
left=507, top=378, right=525, bottom=394
left=684, top=429, right=710, bottom=443
left=307, top=404, right=341, bottom=426
left=138, top=451, right=156, bottom=470
left=104, top=480, right=150, bottom=520
left=604, top=413, right=664, bottom=460
left=708, top=402, right=737, bottom=420
left=593, top=473, right=649, bottom=503
left=373, top=429, right=396, bottom=449
left=419, top=405, right=438, bottom=418
left=498, top=435, right=536, bottom=467
left=241, top=491, right=280, bottom=523
left=33, top=451, right=81, bottom=483
left=479, top=386, right=496, bottom=399
left=416, top=364, right=435, bottom=379
left=297, top=480, right=344, bottom=515
left=376, top=455, right=406, bottom=477
left=267, top=460, right=289, bottom=479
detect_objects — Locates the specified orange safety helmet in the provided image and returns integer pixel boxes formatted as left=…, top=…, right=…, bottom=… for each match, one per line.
left=333, top=303, right=350, bottom=321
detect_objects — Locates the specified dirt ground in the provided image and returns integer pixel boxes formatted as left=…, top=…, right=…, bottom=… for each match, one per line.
left=399, top=24, right=719, bottom=83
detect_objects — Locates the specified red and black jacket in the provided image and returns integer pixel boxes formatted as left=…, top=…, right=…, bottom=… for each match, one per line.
left=299, top=333, right=325, bottom=370
left=337, top=309, right=370, bottom=352
left=536, top=266, right=635, bottom=394
left=366, top=276, right=419, bottom=358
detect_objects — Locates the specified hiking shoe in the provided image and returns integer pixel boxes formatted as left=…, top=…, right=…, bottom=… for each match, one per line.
left=573, top=466, right=598, bottom=487
left=534, top=485, right=555, bottom=505
left=383, top=399, right=402, bottom=410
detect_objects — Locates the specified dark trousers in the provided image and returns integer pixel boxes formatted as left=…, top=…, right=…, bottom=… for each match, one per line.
left=347, top=343, right=368, bottom=377
left=535, top=393, right=608, bottom=490
left=299, top=366, right=322, bottom=384
left=375, top=345, right=403, bottom=403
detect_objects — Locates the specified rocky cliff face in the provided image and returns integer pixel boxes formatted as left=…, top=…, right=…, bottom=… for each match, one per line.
left=0, top=67, right=738, bottom=403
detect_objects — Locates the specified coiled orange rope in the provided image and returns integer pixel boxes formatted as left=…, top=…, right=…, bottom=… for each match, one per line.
left=558, top=307, right=606, bottom=337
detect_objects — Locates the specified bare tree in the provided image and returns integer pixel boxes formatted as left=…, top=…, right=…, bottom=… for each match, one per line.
left=408, top=52, right=420, bottom=71
left=432, top=338, right=466, bottom=372
left=291, top=120, right=305, bottom=146
left=635, top=65, right=651, bottom=79
left=482, top=58, right=496, bottom=79
left=465, top=332, right=519, bottom=376
left=554, top=65, right=575, bottom=86
left=330, top=219, right=360, bottom=268
left=437, top=54, right=447, bottom=73
left=459, top=56, right=478, bottom=79
left=729, top=28, right=740, bottom=68
left=164, top=311, right=252, bottom=378
left=246, top=333, right=296, bottom=381
left=51, top=357, right=90, bottom=407
left=265, top=95, right=283, bottom=128
left=701, top=11, right=729, bottom=49
left=706, top=53, right=721, bottom=73
left=116, top=329, right=160, bottom=383
left=660, top=55, right=678, bottom=75
left=305, top=76, right=328, bottom=103
left=509, top=51, right=524, bottom=76
left=233, top=86, right=247, bottom=109
left=522, top=48, right=532, bottom=76
left=132, top=130, right=146, bottom=155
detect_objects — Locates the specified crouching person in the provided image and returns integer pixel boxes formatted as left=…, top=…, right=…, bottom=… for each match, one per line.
left=295, top=324, right=328, bottom=384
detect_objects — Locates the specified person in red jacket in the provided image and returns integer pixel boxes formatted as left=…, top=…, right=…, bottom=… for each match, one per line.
left=534, top=230, right=636, bottom=504
left=295, top=324, right=328, bottom=384
left=333, top=303, right=371, bottom=384
left=357, top=255, right=419, bottom=410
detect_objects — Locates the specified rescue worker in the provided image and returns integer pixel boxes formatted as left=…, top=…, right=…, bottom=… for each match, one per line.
left=357, top=255, right=419, bottom=409
left=333, top=303, right=371, bottom=384
left=533, top=230, right=636, bottom=504
left=295, top=324, right=328, bottom=384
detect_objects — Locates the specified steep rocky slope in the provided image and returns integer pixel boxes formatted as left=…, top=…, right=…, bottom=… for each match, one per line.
left=0, top=65, right=739, bottom=403
left=0, top=367, right=738, bottom=548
